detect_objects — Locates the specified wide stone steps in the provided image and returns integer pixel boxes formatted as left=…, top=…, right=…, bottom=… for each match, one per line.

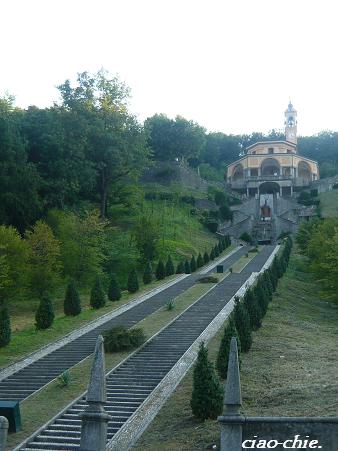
left=1, top=247, right=249, bottom=405
left=19, top=246, right=275, bottom=450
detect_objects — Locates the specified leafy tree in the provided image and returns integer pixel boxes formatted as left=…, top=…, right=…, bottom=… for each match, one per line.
left=26, top=220, right=61, bottom=296
left=184, top=260, right=191, bottom=274
left=219, top=204, right=233, bottom=221
left=234, top=297, right=252, bottom=352
left=190, top=255, right=197, bottom=272
left=57, top=70, right=150, bottom=217
left=197, top=253, right=204, bottom=268
left=48, top=209, right=106, bottom=286
left=127, top=269, right=139, bottom=293
left=240, top=232, right=253, bottom=244
left=165, top=255, right=175, bottom=276
left=176, top=261, right=185, bottom=274
left=155, top=260, right=166, bottom=280
left=108, top=273, right=122, bottom=301
left=0, top=96, right=41, bottom=233
left=90, top=276, right=106, bottom=309
left=35, top=293, right=55, bottom=330
left=214, top=191, right=227, bottom=206
left=203, top=251, right=210, bottom=264
left=190, top=342, right=223, bottom=420
left=216, top=316, right=240, bottom=379
left=142, top=262, right=153, bottom=285
left=0, top=303, right=11, bottom=347
left=64, top=280, right=81, bottom=316
left=133, top=216, right=160, bottom=263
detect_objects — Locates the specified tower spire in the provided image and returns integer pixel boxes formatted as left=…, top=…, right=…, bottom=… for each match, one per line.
left=285, top=101, right=297, bottom=144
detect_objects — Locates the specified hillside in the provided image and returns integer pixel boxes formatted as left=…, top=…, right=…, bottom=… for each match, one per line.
left=319, top=188, right=338, bottom=217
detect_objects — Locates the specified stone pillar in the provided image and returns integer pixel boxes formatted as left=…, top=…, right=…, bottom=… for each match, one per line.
left=79, top=336, right=112, bottom=451
left=0, top=416, right=8, bottom=451
left=218, top=338, right=244, bottom=451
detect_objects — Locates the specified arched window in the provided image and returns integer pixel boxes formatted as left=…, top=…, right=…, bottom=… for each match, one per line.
left=261, top=158, right=280, bottom=177
left=232, top=164, right=244, bottom=181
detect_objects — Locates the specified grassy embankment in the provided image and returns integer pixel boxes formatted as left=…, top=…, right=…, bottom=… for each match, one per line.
left=133, top=251, right=338, bottom=451
left=7, top=268, right=230, bottom=450
left=3, top=184, right=220, bottom=369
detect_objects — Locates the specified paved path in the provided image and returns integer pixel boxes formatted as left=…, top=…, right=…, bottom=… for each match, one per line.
left=17, top=246, right=275, bottom=451
left=0, top=246, right=248, bottom=404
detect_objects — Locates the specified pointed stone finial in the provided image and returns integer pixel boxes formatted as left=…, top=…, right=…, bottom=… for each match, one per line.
left=224, top=337, right=242, bottom=414
left=80, top=335, right=111, bottom=451
left=87, top=335, right=106, bottom=403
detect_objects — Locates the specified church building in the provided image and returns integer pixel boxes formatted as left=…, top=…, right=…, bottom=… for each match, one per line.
left=226, top=102, right=319, bottom=198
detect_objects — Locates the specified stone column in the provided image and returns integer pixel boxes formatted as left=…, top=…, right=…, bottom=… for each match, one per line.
left=79, top=336, right=112, bottom=451
left=0, top=416, right=8, bottom=451
left=218, top=338, right=244, bottom=451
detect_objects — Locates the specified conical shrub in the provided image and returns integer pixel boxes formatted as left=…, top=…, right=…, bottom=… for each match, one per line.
left=127, top=269, right=139, bottom=293
left=90, top=277, right=106, bottom=309
left=210, top=248, right=215, bottom=260
left=214, top=245, right=220, bottom=257
left=108, top=274, right=122, bottom=301
left=184, top=260, right=191, bottom=274
left=190, top=342, right=223, bottom=420
left=165, top=255, right=175, bottom=276
left=0, top=304, right=11, bottom=347
left=190, top=255, right=197, bottom=272
left=243, top=288, right=262, bottom=330
left=216, top=315, right=241, bottom=379
left=176, top=261, right=185, bottom=274
left=234, top=297, right=252, bottom=352
left=64, top=280, right=81, bottom=316
left=36, top=293, right=55, bottom=330
left=197, top=253, right=204, bottom=268
left=142, top=262, right=153, bottom=285
left=155, top=260, right=166, bottom=280
left=203, top=251, right=210, bottom=264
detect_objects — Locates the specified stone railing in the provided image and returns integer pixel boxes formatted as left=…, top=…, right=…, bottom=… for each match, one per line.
left=218, top=338, right=338, bottom=451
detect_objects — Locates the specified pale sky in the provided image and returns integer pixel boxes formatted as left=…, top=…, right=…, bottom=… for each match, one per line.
left=1, top=0, right=338, bottom=136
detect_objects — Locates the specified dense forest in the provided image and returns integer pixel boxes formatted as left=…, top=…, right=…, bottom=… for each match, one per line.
left=1, top=69, right=338, bottom=312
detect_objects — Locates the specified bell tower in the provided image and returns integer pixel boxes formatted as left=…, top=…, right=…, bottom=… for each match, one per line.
left=285, top=101, right=297, bottom=144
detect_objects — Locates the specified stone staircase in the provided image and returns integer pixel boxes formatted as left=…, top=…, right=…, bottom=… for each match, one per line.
left=0, top=248, right=248, bottom=404
left=17, top=246, right=276, bottom=451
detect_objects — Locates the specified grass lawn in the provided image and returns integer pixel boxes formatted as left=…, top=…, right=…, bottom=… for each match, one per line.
left=319, top=189, right=338, bottom=217
left=7, top=278, right=221, bottom=450
left=133, top=251, right=338, bottom=450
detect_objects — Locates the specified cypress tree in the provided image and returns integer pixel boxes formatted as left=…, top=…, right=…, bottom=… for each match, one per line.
left=190, top=255, right=197, bottom=272
left=214, top=245, right=220, bottom=257
left=210, top=248, right=215, bottom=260
left=127, top=269, right=139, bottom=293
left=142, top=261, right=153, bottom=285
left=155, top=260, right=166, bottom=280
left=234, top=297, right=252, bottom=352
left=165, top=255, right=175, bottom=276
left=90, top=277, right=106, bottom=309
left=218, top=242, right=222, bottom=254
left=184, top=260, right=191, bottom=274
left=203, top=251, right=210, bottom=264
left=108, top=273, right=122, bottom=300
left=216, top=315, right=241, bottom=379
left=0, top=304, right=11, bottom=347
left=64, top=280, right=82, bottom=316
left=35, top=293, right=55, bottom=330
left=243, top=288, right=262, bottom=330
left=197, top=253, right=204, bottom=268
left=190, top=342, right=223, bottom=420
left=176, top=261, right=185, bottom=274
left=253, top=283, right=269, bottom=317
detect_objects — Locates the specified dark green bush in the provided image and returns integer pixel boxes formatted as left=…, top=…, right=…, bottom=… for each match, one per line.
left=64, top=280, right=81, bottom=316
left=190, top=255, right=197, bottom=272
left=176, top=261, right=185, bottom=274
left=155, top=260, right=166, bottom=280
left=197, top=276, right=219, bottom=284
left=143, top=261, right=153, bottom=285
left=184, top=260, right=191, bottom=274
left=197, top=253, right=204, bottom=268
left=36, top=293, right=55, bottom=329
left=216, top=315, right=241, bottom=379
left=203, top=251, right=210, bottom=264
left=0, top=304, right=11, bottom=347
left=90, top=277, right=106, bottom=309
left=103, top=326, right=146, bottom=353
left=127, top=269, right=139, bottom=293
left=165, top=255, right=175, bottom=276
left=108, top=274, right=122, bottom=301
